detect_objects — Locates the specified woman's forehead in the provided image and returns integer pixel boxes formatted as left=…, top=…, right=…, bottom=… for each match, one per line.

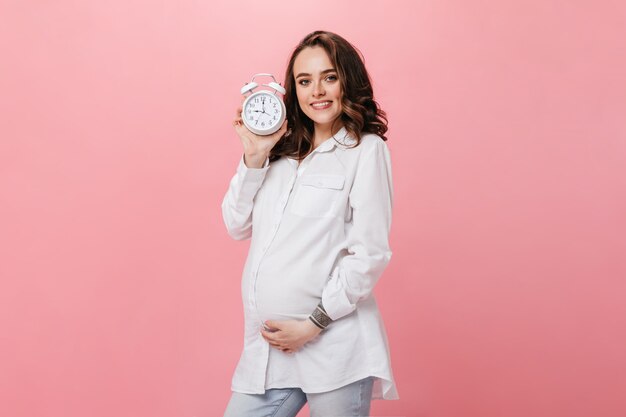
left=293, top=46, right=335, bottom=75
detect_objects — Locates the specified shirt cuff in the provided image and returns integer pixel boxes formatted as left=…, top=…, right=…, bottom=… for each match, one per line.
left=321, top=269, right=358, bottom=321
left=233, top=154, right=271, bottom=201
left=238, top=154, right=270, bottom=173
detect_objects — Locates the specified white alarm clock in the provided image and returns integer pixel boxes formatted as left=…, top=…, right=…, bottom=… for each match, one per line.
left=240, top=73, right=287, bottom=136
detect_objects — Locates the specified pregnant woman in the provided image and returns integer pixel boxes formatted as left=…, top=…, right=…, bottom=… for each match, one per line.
left=221, top=30, right=398, bottom=417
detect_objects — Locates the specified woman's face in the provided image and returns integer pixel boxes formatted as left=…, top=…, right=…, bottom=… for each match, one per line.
left=293, top=46, right=343, bottom=133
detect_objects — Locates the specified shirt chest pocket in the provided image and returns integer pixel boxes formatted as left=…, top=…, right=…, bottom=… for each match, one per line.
left=291, top=174, right=345, bottom=218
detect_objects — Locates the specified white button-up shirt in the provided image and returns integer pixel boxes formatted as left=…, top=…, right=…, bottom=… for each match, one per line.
left=221, top=126, right=398, bottom=400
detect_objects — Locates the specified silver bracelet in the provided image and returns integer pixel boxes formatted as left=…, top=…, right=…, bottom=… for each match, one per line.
left=309, top=301, right=332, bottom=329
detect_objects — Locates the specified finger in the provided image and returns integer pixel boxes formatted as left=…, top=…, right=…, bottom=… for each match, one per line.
left=261, top=329, right=279, bottom=343
left=264, top=338, right=282, bottom=351
left=276, top=120, right=287, bottom=132
left=264, top=320, right=282, bottom=330
left=266, top=339, right=285, bottom=349
left=265, top=337, right=282, bottom=349
left=269, top=121, right=288, bottom=139
left=234, top=110, right=243, bottom=126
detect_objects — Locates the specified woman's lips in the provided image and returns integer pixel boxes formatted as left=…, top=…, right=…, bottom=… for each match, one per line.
left=311, top=101, right=332, bottom=110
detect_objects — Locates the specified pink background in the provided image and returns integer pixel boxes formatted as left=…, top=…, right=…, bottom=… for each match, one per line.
left=1, top=1, right=625, bottom=416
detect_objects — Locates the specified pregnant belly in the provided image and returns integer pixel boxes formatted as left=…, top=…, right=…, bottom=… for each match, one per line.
left=254, top=273, right=323, bottom=322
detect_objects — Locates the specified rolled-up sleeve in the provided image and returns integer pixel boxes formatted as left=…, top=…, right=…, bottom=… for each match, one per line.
left=321, top=138, right=394, bottom=320
left=221, top=154, right=270, bottom=240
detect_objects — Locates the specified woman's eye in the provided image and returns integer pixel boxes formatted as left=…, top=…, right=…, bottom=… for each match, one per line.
left=298, top=76, right=336, bottom=86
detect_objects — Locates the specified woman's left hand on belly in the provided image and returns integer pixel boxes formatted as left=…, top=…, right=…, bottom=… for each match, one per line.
left=260, top=319, right=322, bottom=354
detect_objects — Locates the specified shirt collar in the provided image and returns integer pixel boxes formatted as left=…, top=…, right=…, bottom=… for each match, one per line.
left=286, top=127, right=358, bottom=167
left=315, top=126, right=357, bottom=153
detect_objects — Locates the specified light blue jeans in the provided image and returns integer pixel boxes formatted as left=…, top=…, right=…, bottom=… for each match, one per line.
left=223, top=377, right=374, bottom=417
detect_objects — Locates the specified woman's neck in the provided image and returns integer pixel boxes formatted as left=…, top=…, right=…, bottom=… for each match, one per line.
left=312, top=122, right=343, bottom=149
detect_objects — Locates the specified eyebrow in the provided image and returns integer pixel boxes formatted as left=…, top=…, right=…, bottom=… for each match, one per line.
left=295, top=68, right=337, bottom=79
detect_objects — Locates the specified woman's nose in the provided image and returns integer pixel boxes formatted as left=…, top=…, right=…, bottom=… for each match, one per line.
left=313, top=81, right=325, bottom=97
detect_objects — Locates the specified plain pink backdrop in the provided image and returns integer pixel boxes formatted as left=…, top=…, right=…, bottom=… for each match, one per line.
left=1, top=1, right=625, bottom=416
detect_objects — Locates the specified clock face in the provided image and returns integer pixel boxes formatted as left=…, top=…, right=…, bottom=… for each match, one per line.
left=242, top=91, right=285, bottom=135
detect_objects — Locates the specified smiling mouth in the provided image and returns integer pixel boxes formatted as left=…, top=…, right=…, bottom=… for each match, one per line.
left=311, top=101, right=332, bottom=109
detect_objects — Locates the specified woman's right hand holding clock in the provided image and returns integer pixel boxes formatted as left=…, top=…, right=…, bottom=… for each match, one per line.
left=232, top=101, right=288, bottom=169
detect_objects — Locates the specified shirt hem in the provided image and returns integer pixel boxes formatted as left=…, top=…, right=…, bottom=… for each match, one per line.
left=259, top=372, right=398, bottom=400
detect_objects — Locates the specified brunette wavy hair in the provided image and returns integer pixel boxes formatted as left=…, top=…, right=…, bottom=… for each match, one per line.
left=269, top=30, right=388, bottom=163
